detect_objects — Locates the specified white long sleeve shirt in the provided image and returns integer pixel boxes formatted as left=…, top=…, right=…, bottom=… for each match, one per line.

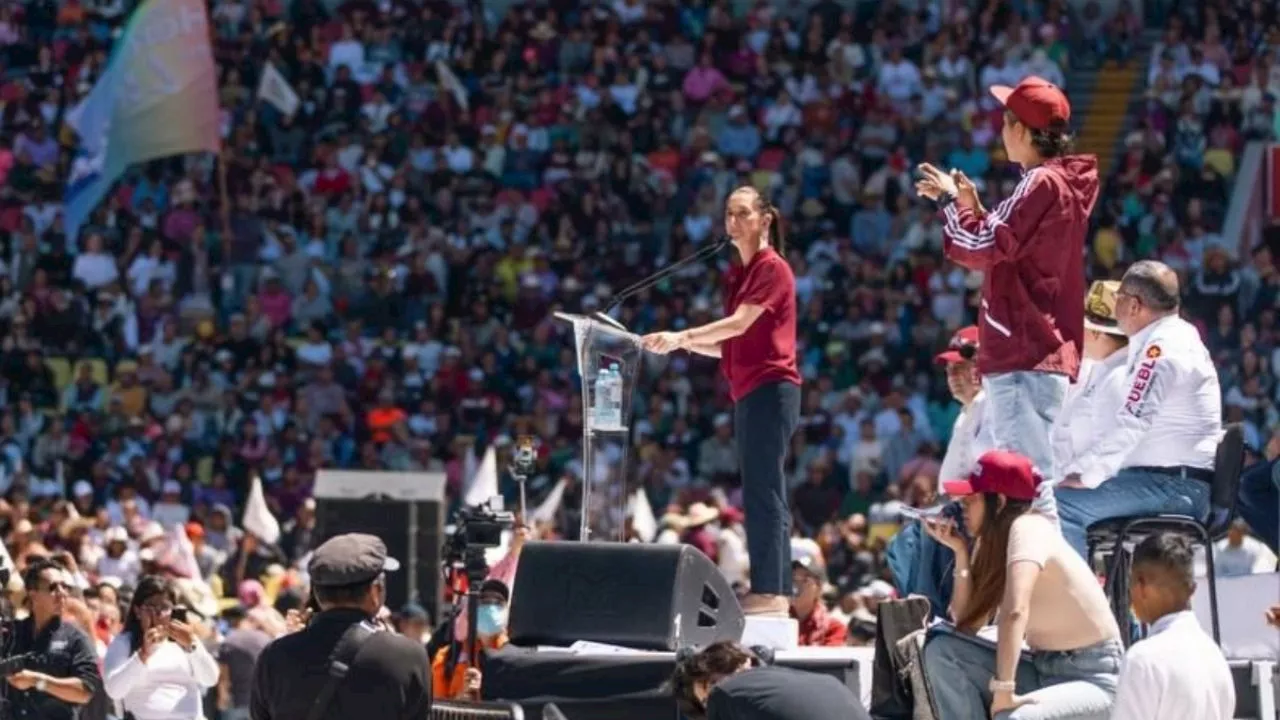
left=938, top=391, right=993, bottom=487
left=1065, top=315, right=1221, bottom=488
left=104, top=633, right=220, bottom=720
left=1109, top=611, right=1234, bottom=720
left=1050, top=350, right=1129, bottom=480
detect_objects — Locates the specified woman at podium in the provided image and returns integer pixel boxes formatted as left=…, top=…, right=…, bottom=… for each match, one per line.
left=642, top=186, right=802, bottom=616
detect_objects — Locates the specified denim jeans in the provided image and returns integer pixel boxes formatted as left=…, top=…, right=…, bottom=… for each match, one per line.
left=1236, top=459, right=1280, bottom=553
left=885, top=520, right=955, bottom=618
left=735, top=381, right=802, bottom=596
left=983, top=371, right=1069, bottom=517
left=923, top=625, right=1121, bottom=720
left=1056, top=468, right=1211, bottom=559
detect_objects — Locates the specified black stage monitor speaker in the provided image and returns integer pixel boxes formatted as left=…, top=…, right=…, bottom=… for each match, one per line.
left=508, top=542, right=744, bottom=652
left=313, top=471, right=447, bottom=618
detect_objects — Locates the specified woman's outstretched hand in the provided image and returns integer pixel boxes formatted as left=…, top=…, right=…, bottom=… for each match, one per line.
left=642, top=332, right=684, bottom=355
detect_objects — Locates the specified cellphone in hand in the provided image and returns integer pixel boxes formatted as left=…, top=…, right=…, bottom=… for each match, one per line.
left=172, top=607, right=189, bottom=623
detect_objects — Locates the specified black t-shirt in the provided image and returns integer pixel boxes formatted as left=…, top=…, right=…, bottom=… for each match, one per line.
left=706, top=666, right=868, bottom=720
left=249, top=609, right=431, bottom=720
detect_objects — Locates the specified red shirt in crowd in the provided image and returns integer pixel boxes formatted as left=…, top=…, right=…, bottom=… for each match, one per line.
left=721, top=246, right=801, bottom=403
left=793, top=603, right=848, bottom=647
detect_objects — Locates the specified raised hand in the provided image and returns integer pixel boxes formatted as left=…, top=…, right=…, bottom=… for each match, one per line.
left=914, top=163, right=958, bottom=201
left=951, top=170, right=982, bottom=212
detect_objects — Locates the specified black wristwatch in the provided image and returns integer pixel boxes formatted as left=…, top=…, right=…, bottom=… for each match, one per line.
left=935, top=192, right=957, bottom=211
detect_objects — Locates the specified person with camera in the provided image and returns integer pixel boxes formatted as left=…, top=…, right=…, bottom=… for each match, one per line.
left=4, top=557, right=101, bottom=720
left=431, top=579, right=510, bottom=700
left=249, top=533, right=431, bottom=720
left=103, top=574, right=219, bottom=720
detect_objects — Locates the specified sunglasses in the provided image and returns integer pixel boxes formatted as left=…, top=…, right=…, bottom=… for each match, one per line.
left=37, top=582, right=69, bottom=594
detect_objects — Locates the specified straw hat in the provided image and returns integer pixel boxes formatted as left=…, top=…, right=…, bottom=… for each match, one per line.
left=685, top=502, right=721, bottom=528
left=1083, top=280, right=1126, bottom=336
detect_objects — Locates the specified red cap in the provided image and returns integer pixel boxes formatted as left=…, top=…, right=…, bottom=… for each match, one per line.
left=935, top=325, right=979, bottom=365
left=942, top=450, right=1043, bottom=501
left=990, top=76, right=1071, bottom=131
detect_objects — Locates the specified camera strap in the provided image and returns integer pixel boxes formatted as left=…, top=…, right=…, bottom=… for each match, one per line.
left=306, top=620, right=379, bottom=720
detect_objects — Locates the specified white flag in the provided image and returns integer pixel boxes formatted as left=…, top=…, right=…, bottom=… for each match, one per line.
left=257, top=61, right=300, bottom=117
left=628, top=487, right=657, bottom=543
left=463, top=446, right=499, bottom=507
left=243, top=476, right=281, bottom=545
left=530, top=478, right=567, bottom=525
left=434, top=60, right=469, bottom=111
left=158, top=523, right=200, bottom=579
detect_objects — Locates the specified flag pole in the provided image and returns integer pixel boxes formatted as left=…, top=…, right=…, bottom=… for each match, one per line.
left=217, top=147, right=231, bottom=242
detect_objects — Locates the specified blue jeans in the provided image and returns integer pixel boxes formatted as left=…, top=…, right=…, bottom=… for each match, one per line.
left=1056, top=469, right=1212, bottom=559
left=923, top=625, right=1121, bottom=720
left=1236, top=459, right=1280, bottom=552
left=984, top=371, right=1068, bottom=517
left=886, top=521, right=955, bottom=618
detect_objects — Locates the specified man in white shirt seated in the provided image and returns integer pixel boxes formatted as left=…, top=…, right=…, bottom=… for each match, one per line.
left=1056, top=262, right=1221, bottom=558
left=885, top=326, right=993, bottom=615
left=1049, top=280, right=1129, bottom=481
left=1110, top=532, right=1234, bottom=720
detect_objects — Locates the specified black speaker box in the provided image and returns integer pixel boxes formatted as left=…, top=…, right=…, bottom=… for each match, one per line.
left=314, top=497, right=444, bottom=618
left=508, top=542, right=744, bottom=651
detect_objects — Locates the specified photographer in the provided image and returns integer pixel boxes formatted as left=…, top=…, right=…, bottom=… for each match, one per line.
left=5, top=558, right=101, bottom=720
left=103, top=575, right=219, bottom=720
left=431, top=579, right=509, bottom=700
left=249, top=533, right=431, bottom=720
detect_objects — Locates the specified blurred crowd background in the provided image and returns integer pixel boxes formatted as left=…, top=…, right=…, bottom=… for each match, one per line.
left=0, top=0, right=1279, bottom=705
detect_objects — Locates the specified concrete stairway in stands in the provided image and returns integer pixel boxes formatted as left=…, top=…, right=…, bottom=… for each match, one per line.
left=1072, top=30, right=1162, bottom=183
left=1074, top=63, right=1142, bottom=180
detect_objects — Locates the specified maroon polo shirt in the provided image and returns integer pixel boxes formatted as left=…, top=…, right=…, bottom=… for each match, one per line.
left=721, top=247, right=801, bottom=403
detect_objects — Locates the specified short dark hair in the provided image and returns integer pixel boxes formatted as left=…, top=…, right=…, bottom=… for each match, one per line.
left=1131, top=532, right=1195, bottom=594
left=1121, top=260, right=1180, bottom=312
left=1028, top=120, right=1075, bottom=159
left=313, top=578, right=377, bottom=607
left=669, top=641, right=756, bottom=720
left=23, top=557, right=60, bottom=592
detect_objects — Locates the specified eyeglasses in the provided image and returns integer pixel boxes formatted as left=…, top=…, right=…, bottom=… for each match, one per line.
left=141, top=602, right=174, bottom=615
left=37, top=582, right=69, bottom=594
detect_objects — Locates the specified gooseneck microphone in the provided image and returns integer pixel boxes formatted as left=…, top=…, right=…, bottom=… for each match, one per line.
left=592, top=236, right=732, bottom=331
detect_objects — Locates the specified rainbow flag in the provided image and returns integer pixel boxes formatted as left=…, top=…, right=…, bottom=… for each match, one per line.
left=64, top=0, right=220, bottom=240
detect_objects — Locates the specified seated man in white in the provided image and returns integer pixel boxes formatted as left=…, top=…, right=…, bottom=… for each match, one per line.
left=1049, top=281, right=1129, bottom=481
left=1110, top=532, right=1234, bottom=720
left=1057, top=262, right=1221, bottom=559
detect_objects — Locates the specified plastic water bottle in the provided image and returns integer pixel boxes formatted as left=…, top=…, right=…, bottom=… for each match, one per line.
left=593, top=368, right=611, bottom=429
left=608, top=363, right=624, bottom=425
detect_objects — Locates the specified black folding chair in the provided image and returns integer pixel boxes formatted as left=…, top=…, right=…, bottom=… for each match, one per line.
left=1085, top=423, right=1245, bottom=647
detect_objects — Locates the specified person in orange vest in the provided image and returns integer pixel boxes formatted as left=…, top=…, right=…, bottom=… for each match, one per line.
left=430, top=579, right=509, bottom=700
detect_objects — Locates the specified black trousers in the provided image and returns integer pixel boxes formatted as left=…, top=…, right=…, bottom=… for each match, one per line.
left=734, top=380, right=802, bottom=596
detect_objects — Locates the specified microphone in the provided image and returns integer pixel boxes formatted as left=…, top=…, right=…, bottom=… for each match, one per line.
left=592, top=236, right=732, bottom=330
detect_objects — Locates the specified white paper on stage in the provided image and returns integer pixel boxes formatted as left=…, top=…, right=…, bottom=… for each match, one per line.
left=1193, top=571, right=1279, bottom=661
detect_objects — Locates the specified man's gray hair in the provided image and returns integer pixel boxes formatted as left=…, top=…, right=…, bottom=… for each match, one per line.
left=1120, top=260, right=1180, bottom=313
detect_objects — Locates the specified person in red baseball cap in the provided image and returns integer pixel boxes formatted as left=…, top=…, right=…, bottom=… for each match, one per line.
left=920, top=450, right=1122, bottom=719
left=934, top=325, right=991, bottom=487
left=913, top=74, right=1099, bottom=521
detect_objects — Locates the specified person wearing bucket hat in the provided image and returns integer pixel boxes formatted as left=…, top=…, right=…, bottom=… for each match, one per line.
left=914, top=75, right=1099, bottom=516
left=1049, top=280, right=1130, bottom=482
left=921, top=450, right=1122, bottom=720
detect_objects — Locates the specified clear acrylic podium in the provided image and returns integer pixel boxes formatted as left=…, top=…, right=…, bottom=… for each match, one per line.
left=555, top=312, right=643, bottom=541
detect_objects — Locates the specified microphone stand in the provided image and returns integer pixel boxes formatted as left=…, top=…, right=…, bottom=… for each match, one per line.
left=592, top=236, right=730, bottom=330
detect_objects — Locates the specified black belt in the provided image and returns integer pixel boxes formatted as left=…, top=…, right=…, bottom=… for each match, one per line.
left=1127, top=465, right=1214, bottom=483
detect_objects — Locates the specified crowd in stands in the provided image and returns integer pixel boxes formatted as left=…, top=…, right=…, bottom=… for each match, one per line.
left=0, top=0, right=1278, bottom=714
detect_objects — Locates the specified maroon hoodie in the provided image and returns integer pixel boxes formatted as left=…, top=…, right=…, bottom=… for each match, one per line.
left=940, top=154, right=1099, bottom=380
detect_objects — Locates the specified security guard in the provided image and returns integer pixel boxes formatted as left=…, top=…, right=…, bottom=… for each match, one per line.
left=6, top=557, right=101, bottom=720
left=249, top=534, right=431, bottom=720
left=1049, top=280, right=1130, bottom=479
left=1056, top=261, right=1222, bottom=557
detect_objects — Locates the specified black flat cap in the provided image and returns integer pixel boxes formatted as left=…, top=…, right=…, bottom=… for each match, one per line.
left=309, top=533, right=401, bottom=587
